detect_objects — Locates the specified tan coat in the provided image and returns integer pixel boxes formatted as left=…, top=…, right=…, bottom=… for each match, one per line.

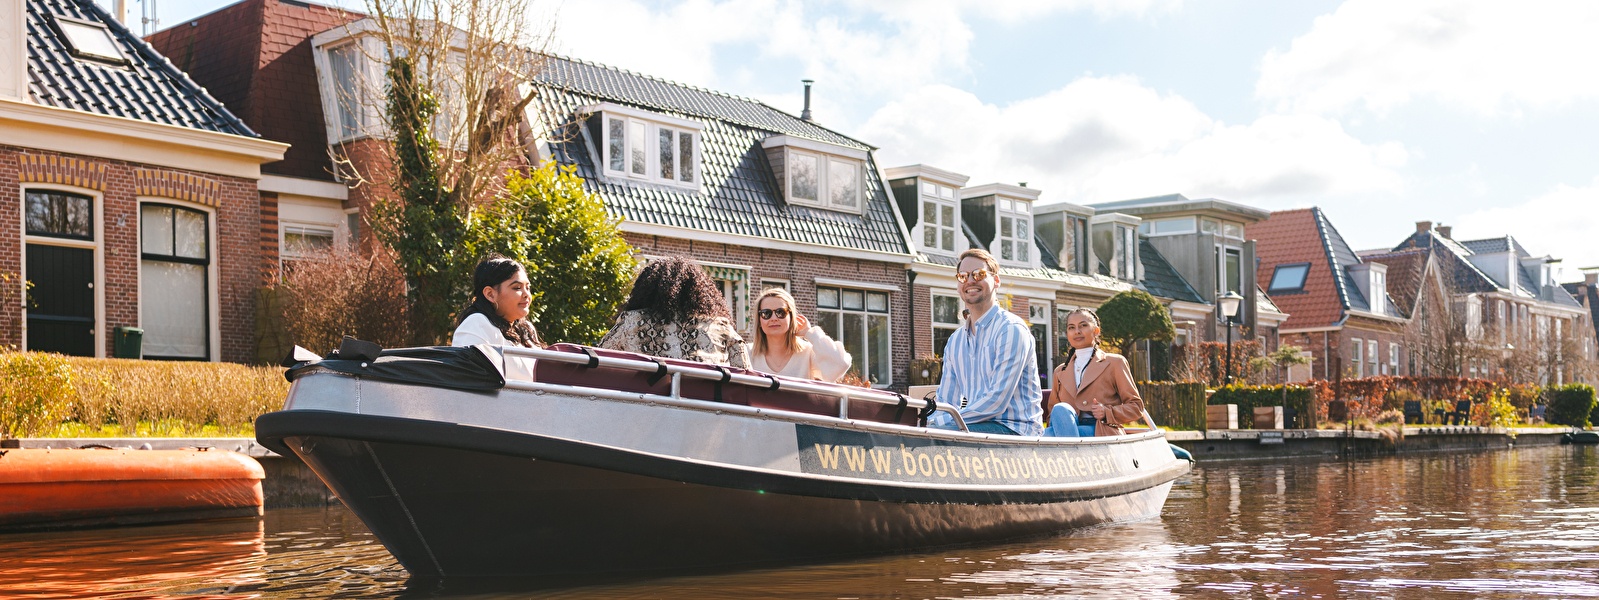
left=1048, top=350, right=1145, bottom=436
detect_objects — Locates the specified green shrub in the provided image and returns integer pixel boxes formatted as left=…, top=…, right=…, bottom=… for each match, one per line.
left=0, top=352, right=78, bottom=437
left=0, top=352, right=288, bottom=437
left=1139, top=381, right=1206, bottom=430
left=1545, top=383, right=1597, bottom=428
left=1210, top=384, right=1315, bottom=429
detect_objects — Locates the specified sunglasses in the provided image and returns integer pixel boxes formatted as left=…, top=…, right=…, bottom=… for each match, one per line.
left=758, top=308, right=791, bottom=320
left=955, top=268, right=992, bottom=284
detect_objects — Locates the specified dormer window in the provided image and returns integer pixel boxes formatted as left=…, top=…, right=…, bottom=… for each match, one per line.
left=54, top=16, right=126, bottom=65
left=997, top=198, right=1031, bottom=263
left=763, top=136, right=868, bottom=213
left=920, top=181, right=957, bottom=254
left=588, top=103, right=702, bottom=190
left=1090, top=213, right=1141, bottom=281
left=1201, top=217, right=1244, bottom=240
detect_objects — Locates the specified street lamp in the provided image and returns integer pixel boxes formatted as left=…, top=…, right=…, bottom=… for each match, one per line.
left=1218, top=291, right=1244, bottom=385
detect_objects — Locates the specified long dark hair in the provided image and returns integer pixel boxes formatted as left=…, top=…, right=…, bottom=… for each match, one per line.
left=457, top=255, right=541, bottom=347
left=1060, top=307, right=1101, bottom=366
left=618, top=256, right=730, bottom=323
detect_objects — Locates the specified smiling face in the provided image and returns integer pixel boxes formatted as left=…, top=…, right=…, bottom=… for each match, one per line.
left=758, top=295, right=793, bottom=339
left=1065, top=312, right=1100, bottom=350
left=956, top=256, right=997, bottom=308
left=484, top=268, right=532, bottom=322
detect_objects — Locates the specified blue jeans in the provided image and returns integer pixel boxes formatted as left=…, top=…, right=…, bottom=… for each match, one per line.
left=965, top=421, right=1018, bottom=435
left=1044, top=404, right=1096, bottom=438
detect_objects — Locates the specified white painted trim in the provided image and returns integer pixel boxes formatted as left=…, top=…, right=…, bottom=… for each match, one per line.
left=619, top=220, right=913, bottom=264
left=870, top=152, right=921, bottom=258
left=579, top=102, right=705, bottom=132
left=18, top=183, right=105, bottom=358
left=758, top=278, right=790, bottom=291
left=135, top=197, right=222, bottom=361
left=258, top=175, right=349, bottom=200
left=0, top=0, right=25, bottom=103
left=813, top=277, right=900, bottom=293
left=961, top=182, right=1041, bottom=202
left=760, top=134, right=869, bottom=161
left=0, top=99, right=286, bottom=178
left=882, top=164, right=970, bottom=188
left=1279, top=325, right=1347, bottom=334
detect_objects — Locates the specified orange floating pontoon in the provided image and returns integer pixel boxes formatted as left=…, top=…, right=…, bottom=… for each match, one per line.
left=0, top=448, right=264, bottom=532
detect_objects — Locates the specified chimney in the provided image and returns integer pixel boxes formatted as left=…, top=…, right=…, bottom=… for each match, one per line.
left=800, top=79, right=813, bottom=122
left=1019, top=182, right=1028, bottom=188
left=1436, top=225, right=1452, bottom=240
left=1416, top=220, right=1432, bottom=233
left=0, top=0, right=26, bottom=102
left=114, top=0, right=125, bottom=23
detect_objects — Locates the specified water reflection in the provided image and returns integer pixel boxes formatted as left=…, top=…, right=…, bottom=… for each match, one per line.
left=0, top=446, right=1596, bottom=598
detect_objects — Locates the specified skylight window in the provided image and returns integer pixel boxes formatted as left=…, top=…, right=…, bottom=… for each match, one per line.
left=1269, top=262, right=1310, bottom=292
left=56, top=17, right=126, bottom=64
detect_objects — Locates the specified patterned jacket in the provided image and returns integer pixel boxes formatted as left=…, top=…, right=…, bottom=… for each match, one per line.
left=598, top=310, right=750, bottom=369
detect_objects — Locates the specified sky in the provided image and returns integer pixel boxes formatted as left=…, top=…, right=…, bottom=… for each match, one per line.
left=134, top=0, right=1599, bottom=282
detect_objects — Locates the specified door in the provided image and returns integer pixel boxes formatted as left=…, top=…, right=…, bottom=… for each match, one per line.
left=25, top=244, right=95, bottom=356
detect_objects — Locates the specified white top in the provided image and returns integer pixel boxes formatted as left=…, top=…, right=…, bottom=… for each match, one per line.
left=749, top=327, right=853, bottom=382
left=451, top=313, right=536, bottom=381
left=1072, top=347, right=1094, bottom=388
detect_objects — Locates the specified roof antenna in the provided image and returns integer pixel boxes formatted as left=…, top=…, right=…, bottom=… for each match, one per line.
left=800, top=79, right=814, bottom=122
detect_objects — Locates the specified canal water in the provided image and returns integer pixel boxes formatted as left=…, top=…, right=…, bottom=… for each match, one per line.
left=5, top=444, right=1599, bottom=598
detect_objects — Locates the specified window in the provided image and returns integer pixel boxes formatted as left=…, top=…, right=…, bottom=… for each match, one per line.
left=1120, top=225, right=1136, bottom=279
left=1201, top=218, right=1244, bottom=240
left=760, top=279, right=789, bottom=292
left=1269, top=263, right=1310, bottom=293
left=932, top=293, right=961, bottom=358
left=325, top=42, right=365, bottom=141
left=1371, top=270, right=1387, bottom=314
left=997, top=199, right=1031, bottom=264
left=25, top=191, right=93, bottom=240
left=1057, top=307, right=1073, bottom=358
left=140, top=204, right=210, bottom=359
left=818, top=286, right=891, bottom=385
left=920, top=181, right=957, bottom=254
left=1349, top=337, right=1363, bottom=378
left=786, top=150, right=862, bottom=211
left=1217, top=247, right=1242, bottom=295
left=1029, top=303, right=1051, bottom=375
left=1066, top=215, right=1089, bottom=273
left=1139, top=216, right=1195, bottom=237
left=601, top=112, right=701, bottom=188
left=703, top=265, right=749, bottom=334
left=282, top=225, right=336, bottom=260
left=55, top=17, right=125, bottom=64
left=1389, top=342, right=1401, bottom=376
left=1367, top=340, right=1379, bottom=377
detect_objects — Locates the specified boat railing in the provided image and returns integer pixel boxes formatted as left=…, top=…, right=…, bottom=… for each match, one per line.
left=500, top=345, right=973, bottom=432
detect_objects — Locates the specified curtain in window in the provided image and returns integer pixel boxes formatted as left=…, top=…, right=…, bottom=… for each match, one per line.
left=141, top=260, right=207, bottom=357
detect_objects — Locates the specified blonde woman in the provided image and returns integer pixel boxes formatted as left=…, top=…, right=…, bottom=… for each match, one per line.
left=1046, top=308, right=1145, bottom=437
left=748, top=288, right=851, bottom=381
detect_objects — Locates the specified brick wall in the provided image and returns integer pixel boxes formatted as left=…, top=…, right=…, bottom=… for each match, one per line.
left=1285, top=323, right=1406, bottom=381
left=625, top=233, right=913, bottom=391
left=0, top=146, right=262, bottom=362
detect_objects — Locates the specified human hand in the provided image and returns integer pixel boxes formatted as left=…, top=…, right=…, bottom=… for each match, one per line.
left=794, top=312, right=810, bottom=336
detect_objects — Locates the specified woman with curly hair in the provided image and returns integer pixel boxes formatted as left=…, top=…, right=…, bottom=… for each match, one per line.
left=598, top=256, right=749, bottom=368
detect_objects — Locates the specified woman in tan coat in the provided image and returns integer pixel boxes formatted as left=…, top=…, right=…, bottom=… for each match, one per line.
left=1045, top=308, right=1145, bottom=437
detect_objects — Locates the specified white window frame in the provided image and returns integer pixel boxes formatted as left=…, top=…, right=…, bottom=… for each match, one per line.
left=1349, top=337, right=1363, bottom=378
left=931, top=291, right=962, bottom=358
left=1389, top=342, right=1401, bottom=376
left=1028, top=300, right=1052, bottom=374
left=1139, top=216, right=1196, bottom=237
left=699, top=261, right=750, bottom=335
left=996, top=197, right=1033, bottom=266
left=919, top=181, right=958, bottom=255
left=137, top=198, right=221, bottom=362
left=19, top=184, right=106, bottom=358
left=759, top=278, right=789, bottom=292
left=764, top=135, right=869, bottom=215
left=54, top=16, right=127, bottom=65
left=313, top=36, right=381, bottom=145
left=1366, top=339, right=1379, bottom=377
left=280, top=223, right=338, bottom=261
left=1217, top=245, right=1243, bottom=295
left=590, top=103, right=703, bottom=191
left=817, top=284, right=893, bottom=387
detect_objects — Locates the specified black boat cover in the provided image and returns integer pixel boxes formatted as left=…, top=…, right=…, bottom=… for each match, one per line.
left=285, top=344, right=506, bottom=391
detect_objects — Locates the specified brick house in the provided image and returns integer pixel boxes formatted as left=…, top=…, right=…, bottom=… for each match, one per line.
left=1, top=0, right=285, bottom=360
left=1562, top=271, right=1599, bottom=363
left=1249, top=208, right=1408, bottom=380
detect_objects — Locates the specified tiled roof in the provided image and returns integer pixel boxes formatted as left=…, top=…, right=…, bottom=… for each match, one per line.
left=26, top=0, right=255, bottom=136
left=1363, top=249, right=1429, bottom=318
left=536, top=56, right=871, bottom=151
left=532, top=55, right=907, bottom=256
left=1138, top=237, right=1203, bottom=303
left=1392, top=230, right=1501, bottom=294
left=1251, top=209, right=1342, bottom=329
left=1561, top=282, right=1599, bottom=342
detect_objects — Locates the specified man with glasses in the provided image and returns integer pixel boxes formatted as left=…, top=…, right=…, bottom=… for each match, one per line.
left=928, top=248, right=1042, bottom=435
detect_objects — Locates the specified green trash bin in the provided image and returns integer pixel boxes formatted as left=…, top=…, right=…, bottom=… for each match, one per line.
left=113, top=326, right=143, bottom=359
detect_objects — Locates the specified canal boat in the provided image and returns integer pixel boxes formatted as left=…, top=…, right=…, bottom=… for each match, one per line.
left=0, top=448, right=264, bottom=532
left=256, top=342, right=1191, bottom=578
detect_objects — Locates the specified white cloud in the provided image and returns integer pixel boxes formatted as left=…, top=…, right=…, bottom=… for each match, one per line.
left=1452, top=178, right=1599, bottom=278
left=1256, top=0, right=1599, bottom=117
left=860, top=77, right=1407, bottom=206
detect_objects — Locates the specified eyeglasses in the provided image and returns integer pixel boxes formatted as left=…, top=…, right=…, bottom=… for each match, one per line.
left=955, top=268, right=992, bottom=284
left=758, top=308, right=791, bottom=320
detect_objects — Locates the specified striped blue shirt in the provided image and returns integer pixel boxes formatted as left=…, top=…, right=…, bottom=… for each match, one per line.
left=930, top=304, right=1042, bottom=436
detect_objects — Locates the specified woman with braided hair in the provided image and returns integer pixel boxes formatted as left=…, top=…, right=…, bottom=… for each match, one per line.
left=1045, top=308, right=1144, bottom=437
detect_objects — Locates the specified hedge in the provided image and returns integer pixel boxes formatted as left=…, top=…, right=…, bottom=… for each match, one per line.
left=1545, top=383, right=1597, bottom=428
left=1139, top=381, right=1206, bottom=430
left=1210, top=384, right=1316, bottom=429
left=0, top=352, right=289, bottom=438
